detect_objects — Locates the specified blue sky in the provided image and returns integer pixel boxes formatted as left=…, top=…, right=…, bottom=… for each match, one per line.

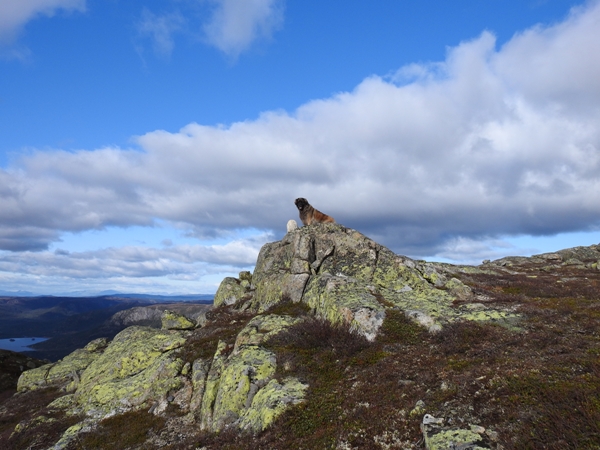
left=1, top=0, right=600, bottom=295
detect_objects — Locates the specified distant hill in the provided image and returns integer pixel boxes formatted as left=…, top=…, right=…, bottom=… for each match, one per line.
left=0, top=295, right=213, bottom=361
left=0, top=289, right=214, bottom=300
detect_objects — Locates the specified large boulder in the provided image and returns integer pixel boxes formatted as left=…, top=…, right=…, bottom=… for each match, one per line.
left=17, top=338, right=109, bottom=393
left=73, top=326, right=188, bottom=417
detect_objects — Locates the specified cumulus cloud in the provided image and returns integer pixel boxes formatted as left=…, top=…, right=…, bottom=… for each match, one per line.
left=2, top=1, right=600, bottom=269
left=203, top=0, right=284, bottom=57
left=0, top=0, right=85, bottom=43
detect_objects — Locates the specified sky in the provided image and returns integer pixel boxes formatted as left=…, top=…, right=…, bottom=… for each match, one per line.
left=1, top=0, right=600, bottom=296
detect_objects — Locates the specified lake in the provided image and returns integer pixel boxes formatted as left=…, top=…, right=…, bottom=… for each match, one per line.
left=0, top=337, right=49, bottom=353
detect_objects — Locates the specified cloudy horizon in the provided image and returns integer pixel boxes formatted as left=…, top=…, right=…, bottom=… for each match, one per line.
left=1, top=0, right=599, bottom=295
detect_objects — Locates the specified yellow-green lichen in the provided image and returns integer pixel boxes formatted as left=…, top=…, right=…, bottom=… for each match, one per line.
left=51, top=420, right=94, bottom=450
left=47, top=394, right=76, bottom=411
left=234, top=314, right=303, bottom=351
left=425, top=428, right=487, bottom=450
left=302, top=274, right=386, bottom=339
left=73, top=326, right=187, bottom=416
left=210, top=345, right=277, bottom=431
left=214, top=277, right=249, bottom=307
left=17, top=363, right=53, bottom=392
left=200, top=340, right=229, bottom=430
left=161, top=310, right=196, bottom=330
left=238, top=377, right=308, bottom=431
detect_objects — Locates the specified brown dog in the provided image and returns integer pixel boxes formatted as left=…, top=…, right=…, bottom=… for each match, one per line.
left=294, top=198, right=335, bottom=226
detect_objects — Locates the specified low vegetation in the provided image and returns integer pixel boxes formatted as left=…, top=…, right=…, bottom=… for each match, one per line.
left=1, top=255, right=600, bottom=449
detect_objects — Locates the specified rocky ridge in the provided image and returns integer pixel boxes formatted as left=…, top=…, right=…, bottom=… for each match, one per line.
left=3, top=224, right=600, bottom=449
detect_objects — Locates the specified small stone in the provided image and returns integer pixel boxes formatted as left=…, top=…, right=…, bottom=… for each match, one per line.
left=239, top=271, right=252, bottom=282
left=485, top=429, right=499, bottom=441
left=422, top=414, right=444, bottom=425
left=409, top=400, right=426, bottom=417
left=286, top=219, right=299, bottom=232
left=470, top=424, right=486, bottom=434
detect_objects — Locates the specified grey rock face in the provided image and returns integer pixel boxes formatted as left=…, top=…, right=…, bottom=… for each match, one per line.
left=109, top=306, right=164, bottom=328
left=215, top=223, right=518, bottom=339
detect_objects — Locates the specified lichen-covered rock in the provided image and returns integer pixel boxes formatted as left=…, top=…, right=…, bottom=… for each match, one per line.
left=17, top=337, right=108, bottom=393
left=197, top=314, right=304, bottom=433
left=238, top=377, right=308, bottom=431
left=194, top=313, right=306, bottom=431
left=302, top=274, right=385, bottom=340
left=73, top=326, right=187, bottom=416
left=214, top=223, right=519, bottom=338
left=444, top=277, right=473, bottom=299
left=189, top=358, right=212, bottom=413
left=17, top=364, right=52, bottom=392
left=233, top=314, right=303, bottom=351
left=161, top=310, right=196, bottom=330
left=200, top=341, right=230, bottom=430
left=239, top=270, right=253, bottom=288
left=424, top=428, right=490, bottom=450
left=421, top=414, right=491, bottom=449
left=209, top=345, right=277, bottom=431
left=49, top=420, right=95, bottom=450
left=214, top=276, right=251, bottom=307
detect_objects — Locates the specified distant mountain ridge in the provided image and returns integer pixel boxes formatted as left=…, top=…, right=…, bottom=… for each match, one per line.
left=0, top=290, right=214, bottom=301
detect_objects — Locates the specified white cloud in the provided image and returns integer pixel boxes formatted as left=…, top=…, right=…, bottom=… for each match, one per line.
left=0, top=233, right=268, bottom=280
left=0, top=0, right=85, bottom=43
left=2, top=0, right=600, bottom=282
left=203, top=0, right=284, bottom=57
left=137, top=9, right=185, bottom=58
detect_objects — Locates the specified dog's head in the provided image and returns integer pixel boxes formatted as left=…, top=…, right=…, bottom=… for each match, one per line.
left=294, top=198, right=309, bottom=211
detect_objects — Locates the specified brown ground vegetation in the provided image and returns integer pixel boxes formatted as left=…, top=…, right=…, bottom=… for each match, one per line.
left=2, top=256, right=600, bottom=449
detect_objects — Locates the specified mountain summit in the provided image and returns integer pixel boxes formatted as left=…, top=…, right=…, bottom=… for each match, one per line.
left=3, top=224, right=599, bottom=449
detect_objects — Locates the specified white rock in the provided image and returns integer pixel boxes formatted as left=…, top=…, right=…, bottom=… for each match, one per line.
left=286, top=219, right=298, bottom=232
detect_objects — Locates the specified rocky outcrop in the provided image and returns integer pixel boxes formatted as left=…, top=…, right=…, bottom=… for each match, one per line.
left=109, top=304, right=210, bottom=329
left=15, top=310, right=305, bottom=447
left=74, top=327, right=187, bottom=417
left=196, top=314, right=307, bottom=433
left=18, top=328, right=188, bottom=419
left=12, top=224, right=522, bottom=448
left=215, top=223, right=518, bottom=339
left=109, top=306, right=164, bottom=327
left=487, top=243, right=600, bottom=270
left=17, top=338, right=109, bottom=393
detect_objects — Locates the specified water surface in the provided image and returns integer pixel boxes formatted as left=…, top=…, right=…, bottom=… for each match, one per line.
left=0, top=337, right=49, bottom=353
